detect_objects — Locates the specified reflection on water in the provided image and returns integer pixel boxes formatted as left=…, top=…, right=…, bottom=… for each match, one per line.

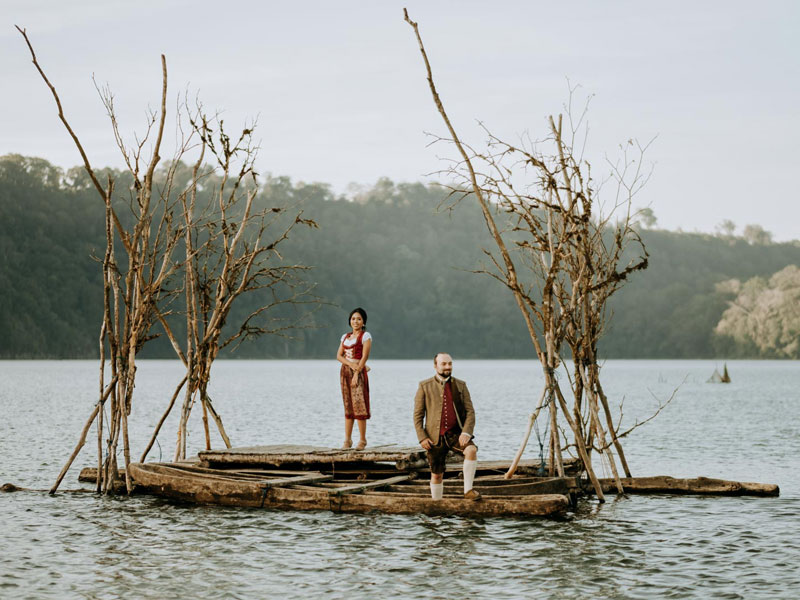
left=1, top=360, right=799, bottom=598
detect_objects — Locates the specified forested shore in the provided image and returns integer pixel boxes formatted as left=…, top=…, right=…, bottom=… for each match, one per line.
left=2, top=154, right=799, bottom=359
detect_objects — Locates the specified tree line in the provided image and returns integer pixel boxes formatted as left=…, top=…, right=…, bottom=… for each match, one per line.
left=2, top=154, right=799, bottom=360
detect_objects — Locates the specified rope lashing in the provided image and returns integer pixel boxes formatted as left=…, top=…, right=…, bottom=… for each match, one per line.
left=259, top=484, right=269, bottom=508
left=534, top=387, right=555, bottom=477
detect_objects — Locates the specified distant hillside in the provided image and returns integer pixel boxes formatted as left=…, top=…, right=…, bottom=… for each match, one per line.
left=2, top=154, right=798, bottom=359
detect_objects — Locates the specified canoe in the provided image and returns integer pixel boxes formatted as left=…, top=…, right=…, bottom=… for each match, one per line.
left=127, top=462, right=570, bottom=518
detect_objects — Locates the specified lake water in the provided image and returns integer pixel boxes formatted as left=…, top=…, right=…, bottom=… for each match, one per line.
left=1, top=359, right=798, bottom=599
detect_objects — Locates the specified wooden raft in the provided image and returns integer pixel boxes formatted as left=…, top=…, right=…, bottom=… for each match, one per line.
left=197, top=444, right=578, bottom=475
left=74, top=445, right=780, bottom=516
left=198, top=444, right=427, bottom=469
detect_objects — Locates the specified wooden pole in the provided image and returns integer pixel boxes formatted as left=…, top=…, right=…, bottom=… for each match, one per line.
left=140, top=375, right=187, bottom=462
left=595, top=374, right=632, bottom=477
left=96, top=400, right=103, bottom=493
left=201, top=398, right=211, bottom=451
left=174, top=385, right=193, bottom=461
left=548, top=394, right=558, bottom=476
left=50, top=376, right=117, bottom=494
left=121, top=398, right=133, bottom=494
left=580, top=364, right=624, bottom=493
left=205, top=394, right=232, bottom=449
left=504, top=386, right=547, bottom=479
left=50, top=404, right=100, bottom=495
left=552, top=382, right=605, bottom=502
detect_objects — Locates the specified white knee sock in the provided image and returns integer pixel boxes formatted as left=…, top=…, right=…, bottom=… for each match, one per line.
left=430, top=482, right=443, bottom=500
left=463, top=460, right=477, bottom=493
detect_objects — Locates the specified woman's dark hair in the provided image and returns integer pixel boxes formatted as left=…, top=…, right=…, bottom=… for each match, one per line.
left=349, top=307, right=367, bottom=326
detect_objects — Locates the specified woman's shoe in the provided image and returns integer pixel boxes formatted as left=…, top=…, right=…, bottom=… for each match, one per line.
left=355, top=439, right=367, bottom=451
left=341, top=439, right=353, bottom=450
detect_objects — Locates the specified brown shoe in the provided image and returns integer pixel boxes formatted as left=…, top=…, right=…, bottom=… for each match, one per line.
left=464, top=489, right=482, bottom=500
left=355, top=439, right=367, bottom=451
left=341, top=439, right=353, bottom=450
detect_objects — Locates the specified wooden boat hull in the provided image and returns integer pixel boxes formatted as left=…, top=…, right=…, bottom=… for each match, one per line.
left=128, top=463, right=569, bottom=517
left=382, top=477, right=578, bottom=497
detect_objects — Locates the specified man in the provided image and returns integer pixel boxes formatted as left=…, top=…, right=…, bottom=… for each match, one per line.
left=413, top=352, right=481, bottom=500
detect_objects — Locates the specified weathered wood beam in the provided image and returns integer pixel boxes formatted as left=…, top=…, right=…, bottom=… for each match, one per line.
left=199, top=445, right=426, bottom=468
left=329, top=475, right=412, bottom=496
left=594, top=476, right=779, bottom=497
left=261, top=473, right=333, bottom=488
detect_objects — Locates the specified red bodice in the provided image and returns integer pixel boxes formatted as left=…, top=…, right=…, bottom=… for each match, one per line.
left=343, top=331, right=365, bottom=360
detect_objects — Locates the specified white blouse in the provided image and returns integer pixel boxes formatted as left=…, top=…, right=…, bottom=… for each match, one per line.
left=341, top=331, right=372, bottom=347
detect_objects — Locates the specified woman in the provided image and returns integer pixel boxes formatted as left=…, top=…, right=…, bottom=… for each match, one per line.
left=336, top=307, right=372, bottom=450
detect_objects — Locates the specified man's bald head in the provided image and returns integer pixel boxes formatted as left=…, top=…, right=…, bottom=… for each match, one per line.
left=434, top=353, right=453, bottom=377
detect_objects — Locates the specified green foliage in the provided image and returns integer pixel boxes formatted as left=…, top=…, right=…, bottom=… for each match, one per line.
left=601, top=230, right=800, bottom=358
left=0, top=155, right=104, bottom=358
left=1, top=155, right=799, bottom=359
left=714, top=266, right=800, bottom=358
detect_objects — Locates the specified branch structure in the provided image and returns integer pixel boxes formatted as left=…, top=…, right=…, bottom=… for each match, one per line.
left=404, top=9, right=655, bottom=501
left=18, top=28, right=319, bottom=493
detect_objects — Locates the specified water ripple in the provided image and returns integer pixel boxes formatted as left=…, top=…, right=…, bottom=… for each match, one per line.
left=2, top=359, right=799, bottom=598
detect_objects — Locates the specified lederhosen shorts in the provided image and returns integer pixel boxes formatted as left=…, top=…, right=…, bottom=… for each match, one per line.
left=426, top=429, right=478, bottom=475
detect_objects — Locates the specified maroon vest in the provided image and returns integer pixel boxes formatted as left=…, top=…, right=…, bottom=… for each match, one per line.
left=439, top=378, right=458, bottom=435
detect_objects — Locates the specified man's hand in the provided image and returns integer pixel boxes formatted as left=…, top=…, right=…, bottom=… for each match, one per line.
left=420, top=438, right=432, bottom=450
left=458, top=432, right=472, bottom=448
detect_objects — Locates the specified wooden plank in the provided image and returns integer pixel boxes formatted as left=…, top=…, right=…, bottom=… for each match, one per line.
left=410, top=458, right=580, bottom=475
left=159, top=463, right=301, bottom=480
left=318, top=466, right=407, bottom=476
left=596, top=476, right=780, bottom=497
left=382, top=478, right=577, bottom=497
left=134, top=463, right=332, bottom=490
left=261, top=473, right=332, bottom=488
left=398, top=476, right=577, bottom=488
left=79, top=463, right=310, bottom=483
left=328, top=492, right=570, bottom=517
left=78, top=467, right=113, bottom=483
left=202, top=444, right=422, bottom=456
left=197, top=446, right=576, bottom=474
left=199, top=444, right=426, bottom=468
left=329, top=475, right=412, bottom=495
left=234, top=468, right=314, bottom=477
left=192, top=468, right=334, bottom=488
left=154, top=464, right=284, bottom=482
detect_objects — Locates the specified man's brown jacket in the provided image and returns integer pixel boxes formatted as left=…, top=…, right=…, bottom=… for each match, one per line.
left=413, top=376, right=475, bottom=445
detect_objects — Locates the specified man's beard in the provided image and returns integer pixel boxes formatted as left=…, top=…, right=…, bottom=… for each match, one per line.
left=437, top=369, right=452, bottom=378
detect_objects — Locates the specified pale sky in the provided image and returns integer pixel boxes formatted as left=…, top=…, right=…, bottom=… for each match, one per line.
left=2, top=1, right=798, bottom=240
